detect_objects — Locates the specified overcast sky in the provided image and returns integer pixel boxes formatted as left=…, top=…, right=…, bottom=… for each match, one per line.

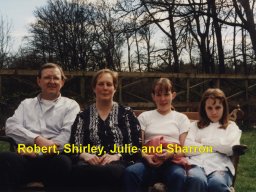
left=0, top=0, right=47, bottom=52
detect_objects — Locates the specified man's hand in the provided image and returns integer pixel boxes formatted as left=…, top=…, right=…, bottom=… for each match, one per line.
left=34, top=136, right=56, bottom=146
left=18, top=150, right=37, bottom=158
left=34, top=136, right=60, bottom=154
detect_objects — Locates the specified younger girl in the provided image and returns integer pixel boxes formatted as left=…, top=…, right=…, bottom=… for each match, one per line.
left=185, top=88, right=241, bottom=192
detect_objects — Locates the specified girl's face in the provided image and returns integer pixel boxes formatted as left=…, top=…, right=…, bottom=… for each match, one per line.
left=152, top=89, right=176, bottom=115
left=205, top=98, right=224, bottom=123
left=94, top=73, right=116, bottom=102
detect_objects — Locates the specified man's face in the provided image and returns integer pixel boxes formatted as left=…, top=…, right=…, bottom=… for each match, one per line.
left=37, top=67, right=64, bottom=100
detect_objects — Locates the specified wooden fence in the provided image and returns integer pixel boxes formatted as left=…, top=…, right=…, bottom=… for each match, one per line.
left=0, top=69, right=256, bottom=128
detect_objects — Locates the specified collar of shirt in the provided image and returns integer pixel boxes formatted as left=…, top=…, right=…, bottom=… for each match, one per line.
left=37, top=94, right=61, bottom=103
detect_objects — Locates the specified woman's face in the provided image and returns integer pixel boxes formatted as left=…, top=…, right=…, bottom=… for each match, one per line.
left=152, top=89, right=176, bottom=114
left=94, top=73, right=116, bottom=102
left=205, top=98, right=224, bottom=123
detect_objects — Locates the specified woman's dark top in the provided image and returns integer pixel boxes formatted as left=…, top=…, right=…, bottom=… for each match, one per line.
left=70, top=102, right=142, bottom=164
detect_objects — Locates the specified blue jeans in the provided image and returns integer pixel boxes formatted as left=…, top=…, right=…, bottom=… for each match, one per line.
left=186, top=165, right=233, bottom=192
left=124, top=161, right=186, bottom=192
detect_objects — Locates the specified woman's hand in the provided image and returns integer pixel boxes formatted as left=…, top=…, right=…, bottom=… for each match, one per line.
left=79, top=153, right=101, bottom=165
left=100, top=154, right=121, bottom=165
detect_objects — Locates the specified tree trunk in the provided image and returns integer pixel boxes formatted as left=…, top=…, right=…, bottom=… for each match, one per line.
left=209, top=0, right=225, bottom=73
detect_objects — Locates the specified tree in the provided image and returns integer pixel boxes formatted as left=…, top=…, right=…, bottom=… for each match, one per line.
left=29, top=0, right=99, bottom=70
left=233, top=0, right=256, bottom=60
left=185, top=0, right=212, bottom=73
left=140, top=0, right=181, bottom=72
left=90, top=1, right=125, bottom=70
left=0, top=14, right=12, bottom=68
left=208, top=0, right=225, bottom=73
left=28, top=0, right=125, bottom=71
left=25, top=0, right=256, bottom=73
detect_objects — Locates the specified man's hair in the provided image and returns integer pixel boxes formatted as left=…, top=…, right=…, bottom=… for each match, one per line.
left=37, top=63, right=67, bottom=80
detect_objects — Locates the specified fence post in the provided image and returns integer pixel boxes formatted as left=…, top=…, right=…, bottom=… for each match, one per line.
left=0, top=76, right=2, bottom=97
left=80, top=77, right=85, bottom=99
left=186, top=78, right=190, bottom=111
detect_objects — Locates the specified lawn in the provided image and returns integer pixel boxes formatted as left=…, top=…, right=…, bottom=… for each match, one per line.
left=0, top=140, right=11, bottom=151
left=235, top=129, right=256, bottom=192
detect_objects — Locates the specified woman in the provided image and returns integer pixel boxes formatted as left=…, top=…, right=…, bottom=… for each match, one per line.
left=185, top=88, right=242, bottom=192
left=124, top=78, right=190, bottom=192
left=69, top=69, right=141, bottom=191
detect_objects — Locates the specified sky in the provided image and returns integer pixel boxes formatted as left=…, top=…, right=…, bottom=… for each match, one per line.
left=0, top=0, right=48, bottom=53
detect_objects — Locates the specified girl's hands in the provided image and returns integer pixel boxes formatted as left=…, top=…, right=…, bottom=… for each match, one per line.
left=143, top=150, right=176, bottom=167
left=143, top=153, right=165, bottom=167
left=154, top=151, right=173, bottom=161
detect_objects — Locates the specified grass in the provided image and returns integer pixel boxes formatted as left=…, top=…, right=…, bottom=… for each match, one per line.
left=0, top=141, right=11, bottom=151
left=235, top=129, right=256, bottom=192
left=0, top=130, right=255, bottom=191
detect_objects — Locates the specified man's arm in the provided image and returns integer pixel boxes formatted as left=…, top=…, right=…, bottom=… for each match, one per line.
left=5, top=100, right=39, bottom=145
left=51, top=100, right=80, bottom=150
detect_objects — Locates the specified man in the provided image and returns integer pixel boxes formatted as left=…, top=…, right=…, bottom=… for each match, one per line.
left=0, top=63, right=80, bottom=191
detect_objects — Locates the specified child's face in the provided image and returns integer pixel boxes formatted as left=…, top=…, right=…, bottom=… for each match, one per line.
left=205, top=98, right=224, bottom=123
left=152, top=90, right=176, bottom=114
